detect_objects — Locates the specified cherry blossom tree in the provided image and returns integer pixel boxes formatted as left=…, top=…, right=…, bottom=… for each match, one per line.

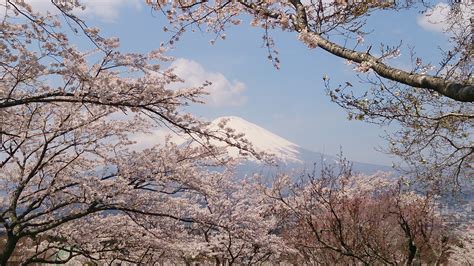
left=263, top=162, right=462, bottom=264
left=144, top=0, right=473, bottom=188
left=0, top=1, right=275, bottom=263
left=12, top=170, right=286, bottom=264
left=448, top=227, right=474, bottom=265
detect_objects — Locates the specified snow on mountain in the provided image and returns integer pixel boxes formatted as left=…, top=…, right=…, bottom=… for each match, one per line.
left=209, top=116, right=303, bottom=163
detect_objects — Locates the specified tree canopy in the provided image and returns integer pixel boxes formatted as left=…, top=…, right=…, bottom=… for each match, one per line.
left=0, top=0, right=472, bottom=264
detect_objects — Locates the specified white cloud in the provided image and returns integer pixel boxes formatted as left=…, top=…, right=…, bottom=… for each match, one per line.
left=417, top=3, right=450, bottom=32
left=79, top=0, right=141, bottom=22
left=25, top=0, right=142, bottom=22
left=170, top=58, right=247, bottom=107
left=130, top=128, right=186, bottom=150
left=417, top=3, right=470, bottom=33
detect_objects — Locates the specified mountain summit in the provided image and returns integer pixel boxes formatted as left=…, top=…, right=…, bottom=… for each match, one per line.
left=210, top=116, right=302, bottom=163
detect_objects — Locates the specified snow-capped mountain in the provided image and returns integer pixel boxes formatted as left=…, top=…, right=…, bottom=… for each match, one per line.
left=208, top=116, right=393, bottom=175
left=209, top=116, right=302, bottom=164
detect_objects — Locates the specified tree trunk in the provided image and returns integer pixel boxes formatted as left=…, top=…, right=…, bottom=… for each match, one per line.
left=0, top=232, right=18, bottom=266
left=406, top=240, right=417, bottom=266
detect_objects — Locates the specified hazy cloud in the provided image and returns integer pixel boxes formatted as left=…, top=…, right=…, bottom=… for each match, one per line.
left=417, top=3, right=450, bottom=32
left=417, top=3, right=470, bottom=33
left=25, top=0, right=142, bottom=22
left=170, top=58, right=247, bottom=107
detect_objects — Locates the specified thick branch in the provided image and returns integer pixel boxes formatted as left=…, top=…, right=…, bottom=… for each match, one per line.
left=305, top=32, right=474, bottom=102
left=261, top=0, right=474, bottom=102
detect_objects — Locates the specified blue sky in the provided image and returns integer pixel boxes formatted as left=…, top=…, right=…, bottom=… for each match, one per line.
left=27, top=0, right=453, bottom=165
